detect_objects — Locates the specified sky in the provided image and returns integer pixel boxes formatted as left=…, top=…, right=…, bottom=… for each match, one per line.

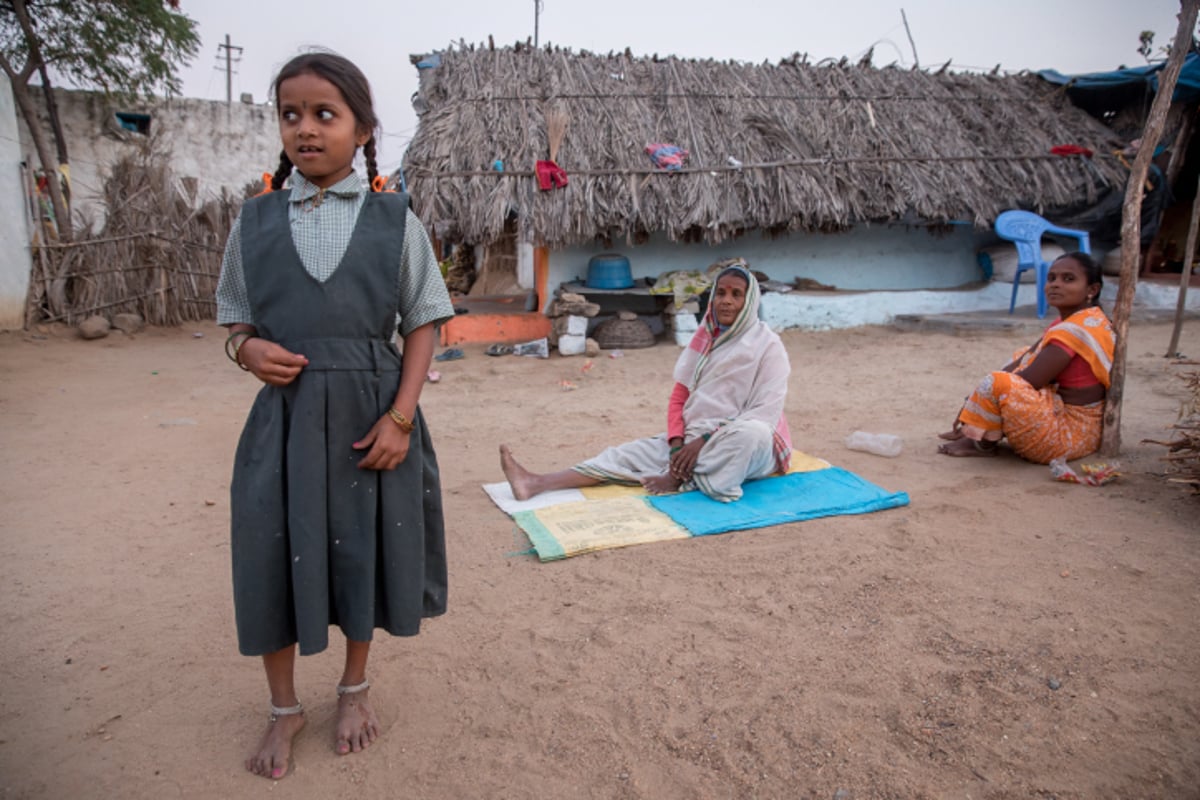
left=175, top=0, right=1187, bottom=175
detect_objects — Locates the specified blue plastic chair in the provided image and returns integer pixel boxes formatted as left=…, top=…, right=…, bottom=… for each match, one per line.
left=994, top=210, right=1091, bottom=318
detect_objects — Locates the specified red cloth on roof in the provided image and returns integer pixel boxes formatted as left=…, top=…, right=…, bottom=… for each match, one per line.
left=536, top=160, right=568, bottom=190
left=1050, top=144, right=1094, bottom=158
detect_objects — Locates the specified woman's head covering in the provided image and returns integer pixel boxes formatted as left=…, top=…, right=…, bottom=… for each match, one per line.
left=705, top=260, right=761, bottom=337
left=676, top=259, right=763, bottom=390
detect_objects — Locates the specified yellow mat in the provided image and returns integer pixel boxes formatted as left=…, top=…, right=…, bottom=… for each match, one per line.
left=509, top=451, right=831, bottom=560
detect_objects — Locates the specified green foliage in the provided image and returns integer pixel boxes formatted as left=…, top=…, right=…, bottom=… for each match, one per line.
left=1, top=0, right=200, bottom=96
left=1138, top=30, right=1155, bottom=62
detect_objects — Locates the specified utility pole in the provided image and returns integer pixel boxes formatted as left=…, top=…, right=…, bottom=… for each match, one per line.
left=218, top=34, right=243, bottom=104
left=534, top=0, right=542, bottom=48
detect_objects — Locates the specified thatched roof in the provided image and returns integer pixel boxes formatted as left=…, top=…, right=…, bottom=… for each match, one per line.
left=402, top=44, right=1128, bottom=247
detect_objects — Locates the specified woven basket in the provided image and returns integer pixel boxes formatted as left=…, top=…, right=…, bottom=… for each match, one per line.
left=592, top=315, right=656, bottom=349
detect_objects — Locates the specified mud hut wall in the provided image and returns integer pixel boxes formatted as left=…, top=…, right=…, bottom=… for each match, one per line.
left=1, top=74, right=32, bottom=330
left=16, top=88, right=277, bottom=230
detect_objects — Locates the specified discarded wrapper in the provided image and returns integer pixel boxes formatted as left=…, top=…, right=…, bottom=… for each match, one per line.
left=513, top=337, right=549, bottom=358
left=1049, top=457, right=1120, bottom=486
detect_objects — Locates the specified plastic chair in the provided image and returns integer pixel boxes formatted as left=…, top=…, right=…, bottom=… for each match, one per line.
left=994, top=210, right=1091, bottom=318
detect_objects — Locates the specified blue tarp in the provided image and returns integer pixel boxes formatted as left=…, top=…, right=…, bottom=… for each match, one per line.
left=1038, top=52, right=1200, bottom=107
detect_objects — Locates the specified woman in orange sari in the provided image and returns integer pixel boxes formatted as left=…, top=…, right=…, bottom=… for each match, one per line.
left=938, top=252, right=1114, bottom=462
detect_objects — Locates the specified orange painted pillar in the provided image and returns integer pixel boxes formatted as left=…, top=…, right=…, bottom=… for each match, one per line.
left=534, top=246, right=550, bottom=312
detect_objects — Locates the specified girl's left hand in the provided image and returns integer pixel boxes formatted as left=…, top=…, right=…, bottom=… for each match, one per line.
left=352, top=416, right=412, bottom=470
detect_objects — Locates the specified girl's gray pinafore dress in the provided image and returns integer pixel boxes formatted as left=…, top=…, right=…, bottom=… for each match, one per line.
left=230, top=190, right=447, bottom=656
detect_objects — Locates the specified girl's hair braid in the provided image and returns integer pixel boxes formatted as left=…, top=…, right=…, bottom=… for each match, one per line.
left=272, top=51, right=379, bottom=188
left=270, top=150, right=294, bottom=191
left=362, top=136, right=378, bottom=189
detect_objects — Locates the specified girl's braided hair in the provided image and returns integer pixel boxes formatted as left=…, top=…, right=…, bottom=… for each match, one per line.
left=269, top=51, right=380, bottom=191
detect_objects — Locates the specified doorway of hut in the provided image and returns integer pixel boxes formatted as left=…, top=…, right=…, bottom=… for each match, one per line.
left=1140, top=131, right=1200, bottom=289
left=435, top=220, right=551, bottom=346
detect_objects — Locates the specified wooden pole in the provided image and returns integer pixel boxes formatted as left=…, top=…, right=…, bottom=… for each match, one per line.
left=1166, top=171, right=1200, bottom=357
left=1101, top=0, right=1200, bottom=456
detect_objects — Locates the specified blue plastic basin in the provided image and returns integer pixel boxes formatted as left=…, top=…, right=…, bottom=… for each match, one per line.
left=587, top=253, right=633, bottom=289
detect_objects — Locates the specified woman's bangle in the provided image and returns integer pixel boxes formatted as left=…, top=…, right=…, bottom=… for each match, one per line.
left=670, top=445, right=682, bottom=454
left=387, top=407, right=414, bottom=433
left=225, top=331, right=253, bottom=370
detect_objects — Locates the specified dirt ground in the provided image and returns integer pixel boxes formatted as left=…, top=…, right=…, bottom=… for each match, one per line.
left=1, top=316, right=1198, bottom=800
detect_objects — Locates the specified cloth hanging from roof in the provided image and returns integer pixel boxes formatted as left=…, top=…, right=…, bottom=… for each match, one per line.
left=645, top=143, right=689, bottom=171
left=535, top=159, right=568, bottom=190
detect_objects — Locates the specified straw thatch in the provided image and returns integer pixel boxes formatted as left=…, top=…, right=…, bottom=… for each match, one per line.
left=1145, top=368, right=1200, bottom=494
left=26, top=144, right=242, bottom=327
left=403, top=44, right=1128, bottom=248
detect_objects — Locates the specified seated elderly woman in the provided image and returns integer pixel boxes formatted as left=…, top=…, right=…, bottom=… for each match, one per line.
left=500, top=262, right=792, bottom=503
left=938, top=251, right=1114, bottom=462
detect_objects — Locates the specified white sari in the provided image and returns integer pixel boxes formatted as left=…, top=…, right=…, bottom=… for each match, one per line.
left=575, top=264, right=792, bottom=501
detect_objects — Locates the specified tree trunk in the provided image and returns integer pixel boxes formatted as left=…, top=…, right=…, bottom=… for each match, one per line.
left=7, top=0, right=72, bottom=241
left=36, top=64, right=69, bottom=167
left=8, top=77, right=73, bottom=243
left=1101, top=0, right=1200, bottom=456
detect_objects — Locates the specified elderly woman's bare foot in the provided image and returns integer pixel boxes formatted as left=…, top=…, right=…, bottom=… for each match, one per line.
left=642, top=474, right=683, bottom=494
left=245, top=709, right=305, bottom=780
left=335, top=686, right=380, bottom=755
left=499, top=444, right=539, bottom=500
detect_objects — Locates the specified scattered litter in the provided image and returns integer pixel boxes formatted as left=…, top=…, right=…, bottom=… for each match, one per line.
left=1049, top=458, right=1119, bottom=486
left=192, top=332, right=204, bottom=338
left=559, top=380, right=578, bottom=391
left=608, top=350, right=624, bottom=358
left=580, top=359, right=594, bottom=374
left=434, top=348, right=464, bottom=362
left=513, top=338, right=549, bottom=358
left=427, top=370, right=441, bottom=383
left=204, top=500, right=216, bottom=506
left=486, top=344, right=514, bottom=356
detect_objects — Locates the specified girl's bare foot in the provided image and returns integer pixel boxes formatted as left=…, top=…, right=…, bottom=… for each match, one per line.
left=642, top=474, right=682, bottom=494
left=246, top=710, right=305, bottom=780
left=335, top=686, right=380, bottom=755
left=499, top=444, right=538, bottom=500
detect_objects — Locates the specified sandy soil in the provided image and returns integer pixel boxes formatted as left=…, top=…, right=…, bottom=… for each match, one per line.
left=0, top=317, right=1198, bottom=800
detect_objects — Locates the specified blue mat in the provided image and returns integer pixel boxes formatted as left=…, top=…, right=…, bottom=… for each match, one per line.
left=647, top=466, right=909, bottom=536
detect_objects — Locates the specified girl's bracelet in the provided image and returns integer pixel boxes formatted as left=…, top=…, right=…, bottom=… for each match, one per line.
left=224, top=331, right=254, bottom=370
left=387, top=407, right=414, bottom=433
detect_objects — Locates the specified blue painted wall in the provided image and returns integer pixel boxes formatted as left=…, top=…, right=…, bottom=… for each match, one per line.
left=549, top=223, right=986, bottom=301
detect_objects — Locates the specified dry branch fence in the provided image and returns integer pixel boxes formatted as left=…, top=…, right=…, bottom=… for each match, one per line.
left=25, top=152, right=242, bottom=327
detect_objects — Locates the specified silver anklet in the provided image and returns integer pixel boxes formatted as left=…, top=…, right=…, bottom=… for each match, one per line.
left=336, top=679, right=370, bottom=696
left=269, top=701, right=303, bottom=722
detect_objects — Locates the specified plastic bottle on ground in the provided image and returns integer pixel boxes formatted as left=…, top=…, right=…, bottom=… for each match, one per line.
left=844, top=430, right=903, bottom=458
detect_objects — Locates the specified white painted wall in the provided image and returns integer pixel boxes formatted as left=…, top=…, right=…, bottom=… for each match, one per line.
left=542, top=221, right=1197, bottom=332
left=760, top=279, right=1200, bottom=332
left=15, top=87, right=278, bottom=230
left=0, top=74, right=32, bottom=330
left=550, top=223, right=985, bottom=296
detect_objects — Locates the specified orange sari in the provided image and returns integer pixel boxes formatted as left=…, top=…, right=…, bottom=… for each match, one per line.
left=957, top=306, right=1114, bottom=464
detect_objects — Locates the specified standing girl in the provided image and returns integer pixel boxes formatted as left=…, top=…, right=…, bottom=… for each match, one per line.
left=215, top=51, right=454, bottom=780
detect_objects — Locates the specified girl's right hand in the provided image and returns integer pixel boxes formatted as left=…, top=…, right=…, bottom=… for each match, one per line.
left=239, top=338, right=308, bottom=386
